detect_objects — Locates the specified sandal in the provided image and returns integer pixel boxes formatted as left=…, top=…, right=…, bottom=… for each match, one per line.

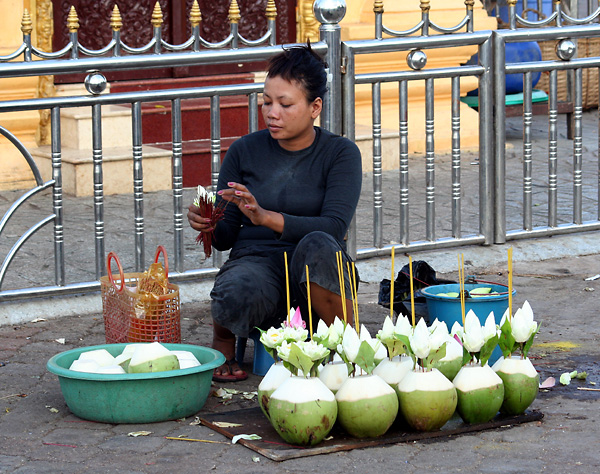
left=212, top=358, right=248, bottom=383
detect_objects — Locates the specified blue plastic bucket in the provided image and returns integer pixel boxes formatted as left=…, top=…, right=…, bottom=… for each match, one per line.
left=249, top=331, right=275, bottom=376
left=421, top=283, right=516, bottom=365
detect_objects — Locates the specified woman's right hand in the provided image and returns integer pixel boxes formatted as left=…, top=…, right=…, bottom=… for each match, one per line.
left=187, top=204, right=214, bottom=233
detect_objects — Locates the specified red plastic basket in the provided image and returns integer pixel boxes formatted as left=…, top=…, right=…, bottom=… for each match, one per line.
left=101, top=246, right=181, bottom=344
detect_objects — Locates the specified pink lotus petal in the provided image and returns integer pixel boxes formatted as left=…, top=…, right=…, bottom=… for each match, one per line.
left=285, top=307, right=306, bottom=329
left=454, top=334, right=463, bottom=346
left=539, top=376, right=556, bottom=389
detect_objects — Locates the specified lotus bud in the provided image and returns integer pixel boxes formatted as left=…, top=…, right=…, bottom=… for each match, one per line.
left=410, top=318, right=431, bottom=360
left=511, top=301, right=537, bottom=343
left=482, top=312, right=498, bottom=342
left=463, top=310, right=485, bottom=353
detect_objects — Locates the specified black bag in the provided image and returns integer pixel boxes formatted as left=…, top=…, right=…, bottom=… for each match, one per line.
left=378, top=260, right=455, bottom=322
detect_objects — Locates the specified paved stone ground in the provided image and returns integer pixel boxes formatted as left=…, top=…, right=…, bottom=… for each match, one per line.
left=1, top=253, right=599, bottom=473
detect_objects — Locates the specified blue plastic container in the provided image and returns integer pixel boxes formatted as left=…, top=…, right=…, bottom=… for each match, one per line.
left=249, top=331, right=275, bottom=376
left=421, top=283, right=516, bottom=365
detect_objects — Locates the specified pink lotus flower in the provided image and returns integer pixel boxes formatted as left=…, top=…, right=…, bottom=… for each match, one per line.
left=285, top=307, right=306, bottom=330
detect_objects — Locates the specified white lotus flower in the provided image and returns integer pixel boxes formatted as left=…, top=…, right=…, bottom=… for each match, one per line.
left=482, top=312, right=498, bottom=342
left=314, top=317, right=344, bottom=350
left=429, top=321, right=448, bottom=352
left=193, top=185, right=215, bottom=206
left=359, top=325, right=383, bottom=355
left=429, top=319, right=449, bottom=336
left=276, top=340, right=292, bottom=360
left=450, top=321, right=463, bottom=339
left=339, top=324, right=361, bottom=363
left=281, top=325, right=308, bottom=343
left=395, top=315, right=413, bottom=337
left=409, top=318, right=431, bottom=359
left=462, top=310, right=485, bottom=353
left=377, top=316, right=395, bottom=342
left=315, top=319, right=329, bottom=340
left=259, top=327, right=284, bottom=349
left=511, top=300, right=538, bottom=343
left=294, top=340, right=329, bottom=361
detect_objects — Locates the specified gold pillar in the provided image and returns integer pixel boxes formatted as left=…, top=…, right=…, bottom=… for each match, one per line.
left=0, top=0, right=44, bottom=190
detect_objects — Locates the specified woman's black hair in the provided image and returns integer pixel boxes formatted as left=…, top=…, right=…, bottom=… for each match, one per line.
left=266, top=42, right=328, bottom=103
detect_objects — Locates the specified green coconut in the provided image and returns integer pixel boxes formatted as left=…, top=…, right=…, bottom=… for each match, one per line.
left=432, top=336, right=464, bottom=382
left=114, top=343, right=145, bottom=371
left=453, top=364, right=504, bottom=424
left=258, top=362, right=291, bottom=420
left=127, top=342, right=180, bottom=373
left=336, top=374, right=399, bottom=438
left=397, top=368, right=457, bottom=431
left=495, top=356, right=539, bottom=415
left=269, top=376, right=337, bottom=446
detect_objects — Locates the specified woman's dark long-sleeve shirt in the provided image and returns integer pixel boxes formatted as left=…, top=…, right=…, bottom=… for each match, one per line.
left=212, top=127, right=362, bottom=256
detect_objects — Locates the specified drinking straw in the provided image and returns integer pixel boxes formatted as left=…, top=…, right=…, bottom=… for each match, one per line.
left=336, top=251, right=347, bottom=323
left=409, top=255, right=415, bottom=327
left=284, top=251, right=290, bottom=323
left=508, top=247, right=513, bottom=321
left=306, top=265, right=313, bottom=339
left=390, top=246, right=395, bottom=322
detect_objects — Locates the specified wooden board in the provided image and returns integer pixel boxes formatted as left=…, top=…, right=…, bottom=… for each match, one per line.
left=200, top=407, right=544, bottom=462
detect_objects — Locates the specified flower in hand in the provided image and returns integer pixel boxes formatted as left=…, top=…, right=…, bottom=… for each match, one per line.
left=193, top=185, right=227, bottom=258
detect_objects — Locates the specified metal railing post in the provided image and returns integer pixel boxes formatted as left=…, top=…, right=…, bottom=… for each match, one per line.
left=314, top=0, right=346, bottom=135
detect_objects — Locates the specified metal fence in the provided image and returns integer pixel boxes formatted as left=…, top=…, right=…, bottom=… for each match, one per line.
left=1, top=0, right=600, bottom=302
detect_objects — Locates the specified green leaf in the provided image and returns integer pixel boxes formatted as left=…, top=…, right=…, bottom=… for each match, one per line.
left=479, top=335, right=498, bottom=366
left=386, top=337, right=409, bottom=359
left=424, top=342, right=447, bottom=369
left=282, top=360, right=298, bottom=376
left=353, top=341, right=377, bottom=374
left=498, top=317, right=516, bottom=357
left=522, top=322, right=540, bottom=358
left=461, top=344, right=473, bottom=366
left=288, top=343, right=314, bottom=377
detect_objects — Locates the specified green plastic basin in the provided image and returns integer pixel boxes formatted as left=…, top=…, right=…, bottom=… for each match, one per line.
left=47, top=343, right=224, bottom=424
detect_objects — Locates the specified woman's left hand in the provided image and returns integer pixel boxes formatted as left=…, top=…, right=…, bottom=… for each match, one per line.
left=218, top=182, right=284, bottom=232
left=218, top=182, right=266, bottom=226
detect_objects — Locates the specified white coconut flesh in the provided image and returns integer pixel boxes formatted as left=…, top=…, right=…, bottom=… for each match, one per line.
left=397, top=369, right=455, bottom=393
left=69, top=359, right=102, bottom=373
left=495, top=357, right=538, bottom=378
left=77, top=349, right=116, bottom=367
left=318, top=362, right=349, bottom=393
left=259, top=363, right=292, bottom=419
left=271, top=376, right=335, bottom=403
left=336, top=374, right=396, bottom=401
left=336, top=374, right=399, bottom=438
left=170, top=350, right=201, bottom=369
left=373, top=356, right=414, bottom=386
left=127, top=342, right=180, bottom=373
left=453, top=365, right=503, bottom=392
left=440, top=337, right=463, bottom=362
left=96, top=365, right=127, bottom=374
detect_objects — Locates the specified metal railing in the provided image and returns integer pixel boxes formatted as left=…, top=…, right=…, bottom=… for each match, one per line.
left=1, top=0, right=600, bottom=302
